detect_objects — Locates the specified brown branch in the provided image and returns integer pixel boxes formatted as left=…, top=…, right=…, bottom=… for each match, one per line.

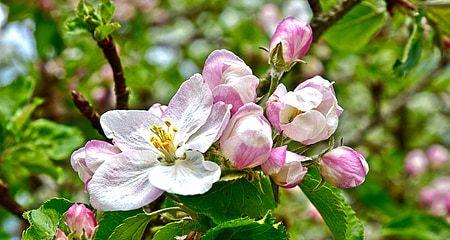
left=71, top=90, right=106, bottom=138
left=308, top=0, right=323, bottom=15
left=0, top=180, right=28, bottom=225
left=97, top=36, right=129, bottom=110
left=311, top=0, right=362, bottom=41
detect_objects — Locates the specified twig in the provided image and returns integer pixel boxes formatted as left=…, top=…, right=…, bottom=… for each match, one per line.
left=0, top=180, right=28, bottom=225
left=97, top=36, right=129, bottom=109
left=71, top=90, right=106, bottom=138
left=311, top=0, right=362, bottom=41
left=308, top=0, right=322, bottom=15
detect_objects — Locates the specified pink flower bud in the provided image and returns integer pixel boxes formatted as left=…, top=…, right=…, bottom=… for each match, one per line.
left=66, top=203, right=97, bottom=239
left=71, top=140, right=121, bottom=183
left=319, top=146, right=369, bottom=188
left=54, top=229, right=68, bottom=240
left=265, top=84, right=287, bottom=132
left=269, top=16, right=313, bottom=63
left=271, top=151, right=308, bottom=188
left=262, top=146, right=287, bottom=175
left=426, top=144, right=449, bottom=169
left=220, top=103, right=272, bottom=169
left=202, top=49, right=259, bottom=114
left=148, top=103, right=168, bottom=118
left=278, top=76, right=343, bottom=145
left=404, top=149, right=428, bottom=176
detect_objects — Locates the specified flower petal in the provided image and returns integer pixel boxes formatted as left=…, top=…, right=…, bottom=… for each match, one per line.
left=281, top=110, right=326, bottom=144
left=148, top=151, right=221, bottom=195
left=219, top=75, right=259, bottom=113
left=281, top=87, right=323, bottom=112
left=87, top=150, right=163, bottom=211
left=176, top=101, right=231, bottom=156
left=84, top=140, right=121, bottom=171
left=202, top=49, right=247, bottom=89
left=162, top=74, right=213, bottom=147
left=100, top=110, right=163, bottom=151
left=212, top=85, right=244, bottom=115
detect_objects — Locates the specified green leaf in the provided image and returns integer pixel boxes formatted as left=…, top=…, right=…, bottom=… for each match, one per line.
left=93, top=210, right=142, bottom=240
left=201, top=213, right=287, bottom=240
left=178, top=175, right=276, bottom=224
left=322, top=0, right=387, bottom=52
left=8, top=98, right=44, bottom=133
left=108, top=213, right=151, bottom=240
left=424, top=1, right=450, bottom=35
left=153, top=220, right=202, bottom=240
left=299, top=168, right=364, bottom=240
left=24, top=119, right=84, bottom=160
left=22, top=198, right=73, bottom=240
left=99, top=0, right=116, bottom=23
left=394, top=16, right=424, bottom=76
left=0, top=77, right=35, bottom=119
left=34, top=11, right=64, bottom=58
left=94, top=23, right=121, bottom=41
left=383, top=213, right=450, bottom=240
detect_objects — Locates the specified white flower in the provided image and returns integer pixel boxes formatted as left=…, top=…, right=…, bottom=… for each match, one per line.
left=82, top=74, right=231, bottom=211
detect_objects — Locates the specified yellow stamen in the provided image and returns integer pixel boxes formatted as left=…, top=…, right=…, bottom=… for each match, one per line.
left=150, top=121, right=178, bottom=164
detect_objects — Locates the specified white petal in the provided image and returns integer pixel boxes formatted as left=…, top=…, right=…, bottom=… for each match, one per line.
left=100, top=110, right=163, bottom=151
left=148, top=151, right=221, bottom=195
left=162, top=74, right=213, bottom=147
left=176, top=102, right=231, bottom=156
left=281, top=87, right=323, bottom=112
left=87, top=150, right=164, bottom=211
left=281, top=110, right=327, bottom=144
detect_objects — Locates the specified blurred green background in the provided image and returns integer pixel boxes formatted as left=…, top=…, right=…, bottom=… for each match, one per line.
left=0, top=0, right=449, bottom=239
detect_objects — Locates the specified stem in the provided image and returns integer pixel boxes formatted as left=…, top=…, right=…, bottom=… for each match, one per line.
left=308, top=0, right=323, bottom=15
left=260, top=69, right=283, bottom=107
left=97, top=35, right=129, bottom=109
left=144, top=206, right=184, bottom=218
left=71, top=90, right=107, bottom=139
left=0, top=180, right=28, bottom=226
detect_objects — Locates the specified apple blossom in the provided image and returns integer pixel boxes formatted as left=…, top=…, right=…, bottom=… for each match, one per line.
left=54, top=229, right=68, bottom=240
left=419, top=177, right=450, bottom=217
left=262, top=146, right=287, bottom=175
left=270, top=150, right=308, bottom=188
left=66, top=203, right=97, bottom=239
left=404, top=149, right=428, bottom=176
left=319, top=146, right=369, bottom=188
left=202, top=49, right=259, bottom=114
left=148, top=103, right=167, bottom=117
left=269, top=16, right=312, bottom=64
left=70, top=140, right=121, bottom=183
left=426, top=144, right=449, bottom=169
left=266, top=76, right=343, bottom=144
left=85, top=74, right=231, bottom=211
left=220, top=103, right=272, bottom=169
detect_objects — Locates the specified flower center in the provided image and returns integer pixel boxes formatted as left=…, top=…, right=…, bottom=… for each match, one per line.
left=150, top=121, right=178, bottom=164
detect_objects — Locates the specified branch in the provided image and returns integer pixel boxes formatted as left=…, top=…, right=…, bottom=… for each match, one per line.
left=0, top=180, right=28, bottom=225
left=308, top=0, right=323, bottom=16
left=311, top=0, right=362, bottom=41
left=71, top=90, right=106, bottom=138
left=97, top=36, right=129, bottom=109
left=347, top=56, right=449, bottom=146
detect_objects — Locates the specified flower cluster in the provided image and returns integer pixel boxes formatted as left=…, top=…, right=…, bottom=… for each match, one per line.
left=404, top=144, right=448, bottom=176
left=71, top=16, right=369, bottom=212
left=419, top=177, right=450, bottom=221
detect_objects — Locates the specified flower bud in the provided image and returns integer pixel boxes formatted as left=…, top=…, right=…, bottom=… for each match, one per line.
left=426, top=144, right=448, bottom=169
left=148, top=103, right=167, bottom=117
left=220, top=103, right=272, bottom=169
left=271, top=151, right=308, bottom=188
left=71, top=140, right=121, bottom=183
left=278, top=76, right=343, bottom=145
left=404, top=149, right=428, bottom=176
left=202, top=49, right=259, bottom=114
left=269, top=16, right=312, bottom=70
left=262, top=146, right=287, bottom=175
left=319, top=146, right=369, bottom=188
left=54, top=229, right=68, bottom=240
left=265, top=84, right=287, bottom=132
left=66, top=203, right=97, bottom=239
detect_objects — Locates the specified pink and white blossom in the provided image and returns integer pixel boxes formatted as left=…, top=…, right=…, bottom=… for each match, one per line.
left=66, top=203, right=97, bottom=239
left=269, top=16, right=312, bottom=63
left=54, top=229, right=68, bottom=240
left=220, top=103, right=272, bottom=169
left=426, top=144, right=449, bottom=169
left=262, top=146, right=287, bottom=175
left=266, top=76, right=343, bottom=144
left=85, top=74, right=231, bottom=211
left=404, top=149, right=428, bottom=176
left=271, top=150, right=308, bottom=188
left=419, top=177, right=450, bottom=217
left=70, top=140, right=121, bottom=183
left=319, top=146, right=369, bottom=188
left=202, top=49, right=259, bottom=114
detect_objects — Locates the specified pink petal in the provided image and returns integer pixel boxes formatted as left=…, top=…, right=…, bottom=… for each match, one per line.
left=281, top=110, right=327, bottom=144
left=262, top=146, right=287, bottom=175
left=202, top=49, right=245, bottom=89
